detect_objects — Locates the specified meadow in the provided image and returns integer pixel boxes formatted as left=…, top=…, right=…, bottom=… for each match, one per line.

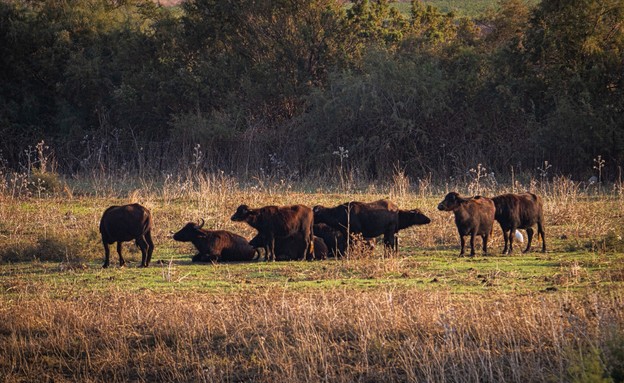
left=390, top=0, right=539, bottom=17
left=1, top=173, right=623, bottom=382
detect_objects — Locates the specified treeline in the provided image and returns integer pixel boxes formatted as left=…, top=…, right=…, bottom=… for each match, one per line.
left=1, top=0, right=623, bottom=181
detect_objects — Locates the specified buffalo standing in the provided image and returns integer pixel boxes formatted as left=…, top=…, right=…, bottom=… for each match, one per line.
left=437, top=192, right=495, bottom=257
left=100, top=203, right=154, bottom=268
left=491, top=192, right=546, bottom=254
left=231, top=204, right=314, bottom=261
left=313, top=199, right=400, bottom=250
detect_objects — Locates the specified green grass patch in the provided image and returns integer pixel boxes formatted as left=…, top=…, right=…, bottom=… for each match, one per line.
left=1, top=249, right=621, bottom=299
left=390, top=0, right=539, bottom=17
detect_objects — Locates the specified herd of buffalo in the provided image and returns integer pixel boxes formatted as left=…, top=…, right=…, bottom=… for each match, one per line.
left=99, top=192, right=546, bottom=268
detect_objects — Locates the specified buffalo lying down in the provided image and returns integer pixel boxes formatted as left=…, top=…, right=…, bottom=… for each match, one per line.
left=173, top=219, right=256, bottom=262
left=249, top=233, right=328, bottom=261
left=313, top=223, right=347, bottom=258
left=100, top=203, right=154, bottom=268
left=491, top=192, right=546, bottom=254
left=437, top=192, right=495, bottom=257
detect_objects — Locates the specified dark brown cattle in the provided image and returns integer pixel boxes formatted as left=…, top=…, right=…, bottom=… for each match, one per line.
left=313, top=199, right=399, bottom=250
left=173, top=220, right=256, bottom=262
left=395, top=208, right=432, bottom=248
left=231, top=204, right=314, bottom=261
left=249, top=233, right=327, bottom=261
left=437, top=192, right=495, bottom=257
left=491, top=192, right=546, bottom=254
left=313, top=223, right=347, bottom=258
left=365, top=202, right=431, bottom=248
left=99, top=203, right=154, bottom=268
left=398, top=209, right=431, bottom=230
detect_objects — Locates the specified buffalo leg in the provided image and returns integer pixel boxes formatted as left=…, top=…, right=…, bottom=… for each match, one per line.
left=116, top=242, right=125, bottom=267
left=538, top=222, right=546, bottom=252
left=482, top=233, right=489, bottom=255
left=136, top=236, right=148, bottom=267
left=507, top=226, right=516, bottom=254
left=102, top=241, right=111, bottom=268
left=383, top=231, right=398, bottom=256
left=383, top=234, right=392, bottom=251
left=306, top=228, right=314, bottom=261
left=269, top=237, right=275, bottom=262
left=303, top=237, right=311, bottom=261
left=523, top=228, right=534, bottom=253
left=501, top=227, right=509, bottom=254
left=469, top=233, right=476, bottom=257
left=145, top=231, right=155, bottom=266
left=459, top=235, right=466, bottom=257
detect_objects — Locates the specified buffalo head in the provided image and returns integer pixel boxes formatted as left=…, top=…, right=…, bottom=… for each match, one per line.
left=173, top=219, right=206, bottom=242
left=231, top=205, right=255, bottom=222
left=438, top=192, right=462, bottom=211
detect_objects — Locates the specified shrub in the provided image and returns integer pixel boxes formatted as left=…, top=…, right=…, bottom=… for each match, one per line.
left=28, top=171, right=63, bottom=195
left=566, top=346, right=613, bottom=383
left=0, top=235, right=88, bottom=263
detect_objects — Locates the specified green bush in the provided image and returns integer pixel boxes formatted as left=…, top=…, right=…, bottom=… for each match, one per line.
left=606, top=333, right=624, bottom=383
left=566, top=346, right=613, bottom=383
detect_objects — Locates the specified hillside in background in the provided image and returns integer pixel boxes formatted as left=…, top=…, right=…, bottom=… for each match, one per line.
left=390, top=0, right=539, bottom=16
left=154, top=0, right=537, bottom=18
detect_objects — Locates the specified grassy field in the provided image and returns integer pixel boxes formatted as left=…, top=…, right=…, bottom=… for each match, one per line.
left=391, top=0, right=540, bottom=17
left=1, top=175, right=623, bottom=382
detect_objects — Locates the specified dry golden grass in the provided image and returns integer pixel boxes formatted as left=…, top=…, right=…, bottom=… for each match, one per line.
left=1, top=288, right=623, bottom=382
left=1, top=174, right=624, bottom=382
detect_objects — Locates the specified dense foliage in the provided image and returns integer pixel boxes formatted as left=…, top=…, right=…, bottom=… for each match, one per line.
left=1, top=0, right=623, bottom=181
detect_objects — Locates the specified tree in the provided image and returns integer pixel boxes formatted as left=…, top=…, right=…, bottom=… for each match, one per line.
left=521, top=0, right=624, bottom=173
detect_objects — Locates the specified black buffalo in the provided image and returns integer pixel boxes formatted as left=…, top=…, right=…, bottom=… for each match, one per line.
left=491, top=192, right=546, bottom=254
left=249, top=233, right=328, bottom=261
left=437, top=192, right=495, bottom=257
left=173, top=219, right=256, bottom=262
left=231, top=204, right=314, bottom=261
left=313, top=223, right=347, bottom=258
left=313, top=199, right=399, bottom=250
left=99, top=203, right=154, bottom=268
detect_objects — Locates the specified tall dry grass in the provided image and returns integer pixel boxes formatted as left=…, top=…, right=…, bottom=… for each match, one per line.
left=1, top=171, right=624, bottom=381
left=1, top=170, right=623, bottom=263
left=1, top=288, right=622, bottom=382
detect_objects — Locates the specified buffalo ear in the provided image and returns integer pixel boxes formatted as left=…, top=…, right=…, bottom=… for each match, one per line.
left=313, top=205, right=321, bottom=213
